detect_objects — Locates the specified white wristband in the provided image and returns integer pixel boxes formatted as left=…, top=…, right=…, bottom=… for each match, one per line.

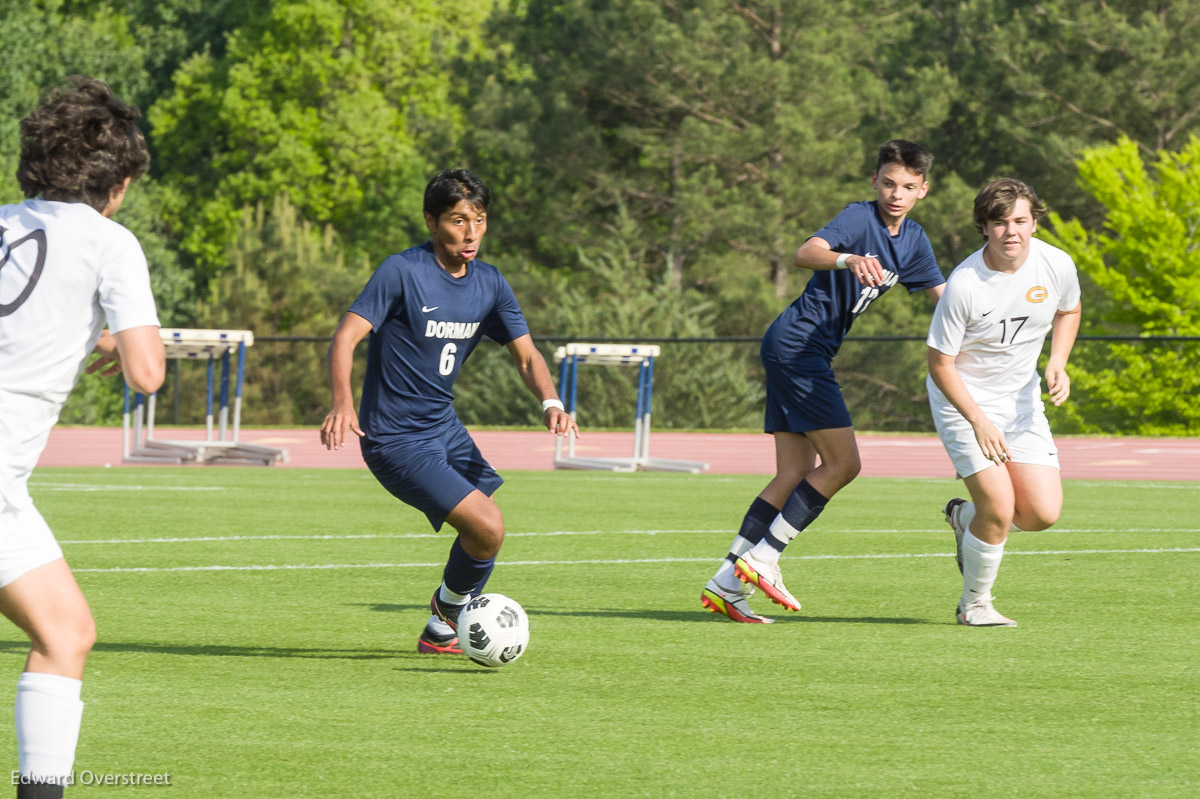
left=835, top=253, right=851, bottom=269
left=541, top=399, right=565, bottom=413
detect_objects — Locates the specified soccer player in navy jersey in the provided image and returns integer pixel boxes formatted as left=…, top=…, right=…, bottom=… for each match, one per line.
left=320, top=169, right=577, bottom=654
left=700, top=140, right=946, bottom=623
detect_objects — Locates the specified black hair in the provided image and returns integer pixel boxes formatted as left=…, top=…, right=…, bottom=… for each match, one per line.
left=17, top=76, right=149, bottom=212
left=875, top=140, right=933, bottom=177
left=423, top=169, right=490, bottom=220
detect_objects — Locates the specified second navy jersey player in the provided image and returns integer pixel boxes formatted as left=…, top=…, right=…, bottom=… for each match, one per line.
left=701, top=140, right=946, bottom=625
left=764, top=200, right=944, bottom=365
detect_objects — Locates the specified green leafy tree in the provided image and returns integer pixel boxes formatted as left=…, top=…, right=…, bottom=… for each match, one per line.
left=471, top=0, right=896, bottom=311
left=894, top=0, right=1200, bottom=234
left=149, top=0, right=495, bottom=274
left=455, top=210, right=763, bottom=429
left=1043, top=136, right=1200, bottom=434
left=186, top=194, right=371, bottom=425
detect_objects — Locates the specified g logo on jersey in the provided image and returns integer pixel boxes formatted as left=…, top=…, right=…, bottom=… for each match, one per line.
left=1026, top=286, right=1048, bottom=303
left=0, top=226, right=48, bottom=318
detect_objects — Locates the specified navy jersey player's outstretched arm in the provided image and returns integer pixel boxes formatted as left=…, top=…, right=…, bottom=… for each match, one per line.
left=505, top=334, right=579, bottom=438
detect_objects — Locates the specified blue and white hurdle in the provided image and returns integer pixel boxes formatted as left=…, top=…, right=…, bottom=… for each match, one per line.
left=552, top=342, right=708, bottom=473
left=123, top=328, right=287, bottom=465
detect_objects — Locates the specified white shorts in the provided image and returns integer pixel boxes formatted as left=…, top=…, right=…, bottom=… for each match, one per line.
left=0, top=501, right=65, bottom=588
left=930, top=400, right=1060, bottom=480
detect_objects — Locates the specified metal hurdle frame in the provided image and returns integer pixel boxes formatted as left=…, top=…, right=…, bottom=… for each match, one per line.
left=122, top=329, right=288, bottom=466
left=552, top=343, right=708, bottom=473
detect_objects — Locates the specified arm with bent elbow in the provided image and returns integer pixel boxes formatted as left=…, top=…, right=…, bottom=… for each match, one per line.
left=87, top=326, right=165, bottom=395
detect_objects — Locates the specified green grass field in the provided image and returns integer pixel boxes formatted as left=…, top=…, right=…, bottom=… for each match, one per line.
left=12, top=468, right=1199, bottom=797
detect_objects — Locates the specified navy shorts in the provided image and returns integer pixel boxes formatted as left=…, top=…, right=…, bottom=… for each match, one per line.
left=762, top=354, right=853, bottom=433
left=360, top=419, right=503, bottom=531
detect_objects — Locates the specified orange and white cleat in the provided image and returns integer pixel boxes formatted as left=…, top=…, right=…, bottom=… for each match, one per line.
left=734, top=552, right=801, bottom=612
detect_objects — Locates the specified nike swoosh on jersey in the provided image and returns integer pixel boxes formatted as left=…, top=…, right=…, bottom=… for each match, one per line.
left=981, top=309, right=996, bottom=317
left=421, top=305, right=439, bottom=313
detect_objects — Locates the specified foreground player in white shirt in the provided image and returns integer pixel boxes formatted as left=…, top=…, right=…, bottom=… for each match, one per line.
left=926, top=178, right=1081, bottom=627
left=0, top=78, right=164, bottom=798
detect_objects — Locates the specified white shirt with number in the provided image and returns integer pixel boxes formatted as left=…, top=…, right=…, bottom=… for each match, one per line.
left=926, top=237, right=1081, bottom=420
left=0, top=200, right=160, bottom=507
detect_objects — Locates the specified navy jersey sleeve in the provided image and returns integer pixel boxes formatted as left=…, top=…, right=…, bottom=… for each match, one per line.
left=482, top=276, right=530, bottom=345
left=900, top=232, right=945, bottom=293
left=348, top=257, right=403, bottom=329
left=812, top=204, right=869, bottom=251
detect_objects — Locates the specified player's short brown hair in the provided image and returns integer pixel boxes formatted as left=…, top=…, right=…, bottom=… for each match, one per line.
left=973, top=178, right=1047, bottom=235
left=17, top=76, right=149, bottom=212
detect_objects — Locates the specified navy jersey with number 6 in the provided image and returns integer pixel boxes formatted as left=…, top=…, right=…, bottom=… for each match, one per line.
left=349, top=242, right=530, bottom=436
left=763, top=201, right=944, bottom=364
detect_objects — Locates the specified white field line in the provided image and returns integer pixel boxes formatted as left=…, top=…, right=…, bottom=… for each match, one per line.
left=31, top=482, right=225, bottom=492
left=57, top=526, right=1197, bottom=546
left=72, top=547, right=1200, bottom=574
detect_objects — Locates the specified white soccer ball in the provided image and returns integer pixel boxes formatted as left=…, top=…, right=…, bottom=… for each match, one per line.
left=459, top=593, right=530, bottom=667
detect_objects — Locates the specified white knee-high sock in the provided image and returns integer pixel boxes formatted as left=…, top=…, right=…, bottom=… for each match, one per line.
left=961, top=529, right=1006, bottom=605
left=714, top=534, right=760, bottom=590
left=15, top=672, right=83, bottom=785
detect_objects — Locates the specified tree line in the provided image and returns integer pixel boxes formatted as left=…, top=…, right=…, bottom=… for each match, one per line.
left=4, top=0, right=1197, bottom=434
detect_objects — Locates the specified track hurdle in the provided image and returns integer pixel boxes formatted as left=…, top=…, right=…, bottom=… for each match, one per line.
left=552, top=342, right=708, bottom=473
left=122, top=328, right=288, bottom=466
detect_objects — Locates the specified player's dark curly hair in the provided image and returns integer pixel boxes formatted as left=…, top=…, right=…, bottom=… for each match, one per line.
left=972, top=178, right=1047, bottom=235
left=423, top=169, right=490, bottom=221
left=876, top=140, right=933, bottom=177
left=17, top=76, right=149, bottom=212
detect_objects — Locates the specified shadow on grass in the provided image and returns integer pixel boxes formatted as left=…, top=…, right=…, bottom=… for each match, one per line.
left=357, top=603, right=936, bottom=625
left=0, top=640, right=423, bottom=661
left=0, top=640, right=510, bottom=673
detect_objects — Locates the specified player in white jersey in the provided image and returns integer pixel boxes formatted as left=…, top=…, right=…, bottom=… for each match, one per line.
left=926, top=178, right=1081, bottom=627
left=0, top=78, right=164, bottom=798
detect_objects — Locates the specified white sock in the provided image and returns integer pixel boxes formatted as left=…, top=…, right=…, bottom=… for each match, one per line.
left=767, top=514, right=801, bottom=549
left=712, top=558, right=735, bottom=582
left=426, top=615, right=454, bottom=637
left=711, top=535, right=752, bottom=588
left=15, top=672, right=84, bottom=785
left=961, top=528, right=1006, bottom=605
left=744, top=514, right=800, bottom=566
left=438, top=583, right=470, bottom=605
left=727, top=535, right=752, bottom=559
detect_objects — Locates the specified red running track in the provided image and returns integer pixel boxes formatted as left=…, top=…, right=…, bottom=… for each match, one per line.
left=37, top=427, right=1200, bottom=482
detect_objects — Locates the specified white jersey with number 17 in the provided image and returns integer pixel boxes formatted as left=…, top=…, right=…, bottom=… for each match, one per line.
left=0, top=200, right=160, bottom=507
left=926, top=237, right=1080, bottom=416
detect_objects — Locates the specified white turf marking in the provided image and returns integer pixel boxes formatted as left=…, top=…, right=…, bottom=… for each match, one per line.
left=73, top=547, right=1200, bottom=574
left=57, top=526, right=1196, bottom=546
left=31, top=482, right=224, bottom=492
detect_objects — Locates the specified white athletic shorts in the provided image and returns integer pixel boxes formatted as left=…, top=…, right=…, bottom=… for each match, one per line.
left=929, top=399, right=1060, bottom=480
left=0, top=501, right=65, bottom=588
